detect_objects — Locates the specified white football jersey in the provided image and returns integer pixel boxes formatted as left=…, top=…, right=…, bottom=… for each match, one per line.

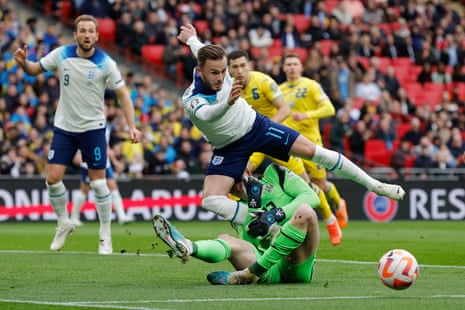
left=39, top=45, right=125, bottom=132
left=182, top=38, right=256, bottom=149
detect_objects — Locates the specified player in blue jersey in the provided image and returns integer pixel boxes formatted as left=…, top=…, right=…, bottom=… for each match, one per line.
left=14, top=14, right=141, bottom=254
left=177, top=23, right=405, bottom=228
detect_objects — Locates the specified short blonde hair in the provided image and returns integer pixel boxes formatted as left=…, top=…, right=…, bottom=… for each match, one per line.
left=73, top=14, right=98, bottom=32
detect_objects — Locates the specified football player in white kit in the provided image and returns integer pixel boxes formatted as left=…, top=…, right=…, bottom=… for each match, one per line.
left=177, top=23, right=405, bottom=229
left=14, top=14, right=141, bottom=254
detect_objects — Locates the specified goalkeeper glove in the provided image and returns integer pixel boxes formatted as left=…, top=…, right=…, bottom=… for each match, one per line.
left=243, top=176, right=263, bottom=209
left=246, top=208, right=285, bottom=239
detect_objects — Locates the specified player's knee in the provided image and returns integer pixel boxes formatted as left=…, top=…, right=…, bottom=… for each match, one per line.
left=90, top=178, right=110, bottom=196
left=46, top=180, right=66, bottom=195
left=292, top=204, right=318, bottom=225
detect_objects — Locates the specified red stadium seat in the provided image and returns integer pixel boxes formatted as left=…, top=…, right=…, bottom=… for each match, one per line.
left=364, top=139, right=393, bottom=167
left=193, top=20, right=209, bottom=34
left=60, top=0, right=73, bottom=26
left=454, top=82, right=465, bottom=100
left=377, top=57, right=392, bottom=74
left=396, top=122, right=412, bottom=140
left=358, top=57, right=370, bottom=70
left=287, top=47, right=308, bottom=63
left=392, top=57, right=413, bottom=69
left=319, top=40, right=333, bottom=56
left=96, top=18, right=116, bottom=42
left=292, top=14, right=311, bottom=33
left=141, top=44, right=165, bottom=66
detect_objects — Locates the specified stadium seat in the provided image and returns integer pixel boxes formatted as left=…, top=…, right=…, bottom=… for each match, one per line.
left=364, top=139, right=393, bottom=167
left=319, top=40, right=334, bottom=56
left=378, top=23, right=392, bottom=35
left=396, top=122, right=412, bottom=140
left=325, top=0, right=339, bottom=13
left=423, top=82, right=445, bottom=106
left=454, top=82, right=465, bottom=100
left=423, top=82, right=445, bottom=93
left=271, top=38, right=282, bottom=49
left=292, top=14, right=310, bottom=33
left=96, top=18, right=116, bottom=43
left=358, top=57, right=370, bottom=70
left=392, top=57, right=413, bottom=69
left=193, top=20, right=209, bottom=34
left=404, top=82, right=423, bottom=97
left=60, top=0, right=73, bottom=26
left=377, top=57, right=392, bottom=74
left=141, top=44, right=165, bottom=67
left=287, top=47, right=308, bottom=63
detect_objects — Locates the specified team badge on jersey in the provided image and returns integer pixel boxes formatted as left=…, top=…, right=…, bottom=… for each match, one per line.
left=211, top=155, right=224, bottom=165
left=87, top=70, right=95, bottom=80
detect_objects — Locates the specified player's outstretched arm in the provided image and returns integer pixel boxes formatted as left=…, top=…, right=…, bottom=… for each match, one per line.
left=14, top=45, right=43, bottom=76
left=177, top=24, right=204, bottom=58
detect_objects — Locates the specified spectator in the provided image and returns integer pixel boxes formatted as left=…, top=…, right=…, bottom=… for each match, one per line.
left=433, top=143, right=456, bottom=170
left=280, top=22, right=300, bottom=49
left=383, top=66, right=401, bottom=97
left=355, top=68, right=382, bottom=102
left=390, top=139, right=414, bottom=172
left=115, top=12, right=132, bottom=48
left=325, top=16, right=344, bottom=41
left=248, top=23, right=272, bottom=48
left=329, top=110, right=351, bottom=150
left=162, top=34, right=185, bottom=79
left=395, top=87, right=416, bottom=116
left=349, top=119, right=372, bottom=158
left=413, top=143, right=435, bottom=179
left=447, top=127, right=465, bottom=160
left=79, top=0, right=110, bottom=18
left=374, top=114, right=397, bottom=150
left=417, top=62, right=433, bottom=84
left=403, top=116, right=424, bottom=146
left=128, top=20, right=149, bottom=57
left=399, top=35, right=418, bottom=63
left=329, top=56, right=356, bottom=102
left=431, top=61, right=452, bottom=84
left=331, top=2, right=353, bottom=27
left=451, top=64, right=465, bottom=82
left=381, top=34, right=402, bottom=59
left=304, top=15, right=326, bottom=43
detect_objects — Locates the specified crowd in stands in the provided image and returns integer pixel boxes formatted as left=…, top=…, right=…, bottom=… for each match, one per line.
left=2, top=0, right=465, bottom=180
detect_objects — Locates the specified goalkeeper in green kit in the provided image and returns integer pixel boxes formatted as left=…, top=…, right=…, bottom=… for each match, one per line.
left=152, top=164, right=321, bottom=284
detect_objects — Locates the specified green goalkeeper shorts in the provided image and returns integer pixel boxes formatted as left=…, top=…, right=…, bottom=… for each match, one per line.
left=254, top=247, right=316, bottom=284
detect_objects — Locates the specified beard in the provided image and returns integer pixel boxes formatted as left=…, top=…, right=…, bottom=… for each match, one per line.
left=78, top=41, right=94, bottom=53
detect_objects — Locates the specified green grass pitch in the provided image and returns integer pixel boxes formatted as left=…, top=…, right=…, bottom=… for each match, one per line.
left=0, top=220, right=464, bottom=309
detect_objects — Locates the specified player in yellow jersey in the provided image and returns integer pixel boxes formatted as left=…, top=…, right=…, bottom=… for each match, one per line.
left=227, top=50, right=343, bottom=246
left=279, top=53, right=348, bottom=231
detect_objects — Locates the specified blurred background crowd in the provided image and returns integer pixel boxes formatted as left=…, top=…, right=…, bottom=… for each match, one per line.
left=2, top=0, right=465, bottom=180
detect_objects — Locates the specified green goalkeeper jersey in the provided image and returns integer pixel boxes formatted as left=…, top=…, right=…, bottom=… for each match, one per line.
left=238, top=164, right=320, bottom=252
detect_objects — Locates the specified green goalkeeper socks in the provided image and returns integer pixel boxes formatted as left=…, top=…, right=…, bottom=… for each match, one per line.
left=250, top=222, right=306, bottom=276
left=192, top=238, right=231, bottom=263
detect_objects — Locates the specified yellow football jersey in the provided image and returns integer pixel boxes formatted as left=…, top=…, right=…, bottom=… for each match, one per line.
left=280, top=77, right=335, bottom=146
left=242, top=71, right=283, bottom=119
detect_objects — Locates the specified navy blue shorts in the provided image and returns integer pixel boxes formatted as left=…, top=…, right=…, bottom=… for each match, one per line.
left=80, top=166, right=114, bottom=184
left=206, top=114, right=299, bottom=181
left=48, top=127, right=107, bottom=170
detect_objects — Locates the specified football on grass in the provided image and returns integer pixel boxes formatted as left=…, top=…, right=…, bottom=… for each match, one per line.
left=377, top=249, right=419, bottom=290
